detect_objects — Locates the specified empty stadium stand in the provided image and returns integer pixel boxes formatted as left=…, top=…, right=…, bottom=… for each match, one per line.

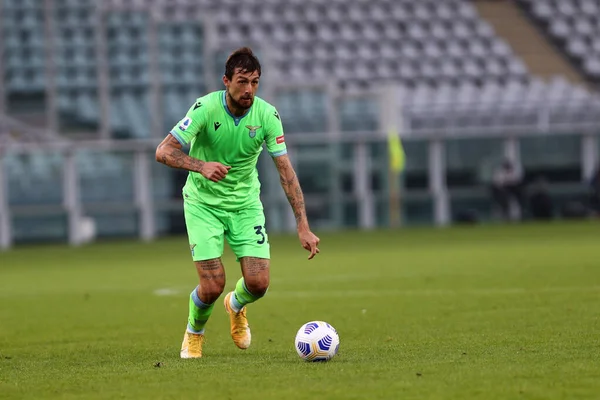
left=1, top=0, right=599, bottom=237
left=1, top=0, right=46, bottom=94
left=2, top=0, right=599, bottom=137
left=474, top=0, right=587, bottom=85
left=517, top=0, right=600, bottom=82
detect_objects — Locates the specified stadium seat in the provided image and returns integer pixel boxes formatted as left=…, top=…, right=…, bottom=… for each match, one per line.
left=518, top=0, right=600, bottom=82
left=2, top=0, right=598, bottom=138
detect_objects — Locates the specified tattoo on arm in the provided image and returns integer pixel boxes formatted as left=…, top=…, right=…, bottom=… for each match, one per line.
left=165, top=146, right=204, bottom=171
left=274, top=156, right=309, bottom=230
left=156, top=134, right=205, bottom=173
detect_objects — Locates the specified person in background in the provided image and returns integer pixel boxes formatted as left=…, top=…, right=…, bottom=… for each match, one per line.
left=589, top=167, right=600, bottom=216
left=490, top=159, right=525, bottom=221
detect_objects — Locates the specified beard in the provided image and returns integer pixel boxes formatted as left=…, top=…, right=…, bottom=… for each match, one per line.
left=227, top=90, right=254, bottom=110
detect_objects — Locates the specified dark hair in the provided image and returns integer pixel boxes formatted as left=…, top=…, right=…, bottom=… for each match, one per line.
left=224, top=47, right=261, bottom=80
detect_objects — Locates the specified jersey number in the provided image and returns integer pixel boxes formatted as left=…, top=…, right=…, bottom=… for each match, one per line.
left=254, top=225, right=266, bottom=245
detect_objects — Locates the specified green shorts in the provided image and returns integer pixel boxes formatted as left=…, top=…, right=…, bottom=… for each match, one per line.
left=183, top=199, right=270, bottom=261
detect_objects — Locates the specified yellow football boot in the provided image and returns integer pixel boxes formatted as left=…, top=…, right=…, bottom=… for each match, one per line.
left=180, top=330, right=204, bottom=359
left=223, top=292, right=251, bottom=349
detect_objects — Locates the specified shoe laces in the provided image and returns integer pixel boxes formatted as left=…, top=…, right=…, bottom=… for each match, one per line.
left=232, top=308, right=248, bottom=334
left=188, top=333, right=204, bottom=354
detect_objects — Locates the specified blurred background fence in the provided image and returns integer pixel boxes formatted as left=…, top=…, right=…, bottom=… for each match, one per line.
left=1, top=0, right=600, bottom=249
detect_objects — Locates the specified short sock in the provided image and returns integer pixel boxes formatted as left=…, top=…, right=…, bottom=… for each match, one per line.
left=230, top=278, right=262, bottom=313
left=187, top=286, right=214, bottom=333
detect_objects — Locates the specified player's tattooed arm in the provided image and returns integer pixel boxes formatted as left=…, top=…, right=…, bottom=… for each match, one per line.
left=156, top=134, right=231, bottom=182
left=156, top=134, right=205, bottom=172
left=273, top=154, right=321, bottom=259
left=273, top=154, right=309, bottom=230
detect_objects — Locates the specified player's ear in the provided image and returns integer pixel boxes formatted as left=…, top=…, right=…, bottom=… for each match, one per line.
left=222, top=75, right=229, bottom=87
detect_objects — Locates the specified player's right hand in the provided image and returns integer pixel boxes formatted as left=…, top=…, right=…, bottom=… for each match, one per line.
left=201, top=162, right=231, bottom=182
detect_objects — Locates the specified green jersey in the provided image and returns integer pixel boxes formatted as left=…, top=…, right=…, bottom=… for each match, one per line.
left=170, top=90, right=287, bottom=211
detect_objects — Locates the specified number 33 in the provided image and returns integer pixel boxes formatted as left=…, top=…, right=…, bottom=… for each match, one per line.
left=254, top=225, right=267, bottom=245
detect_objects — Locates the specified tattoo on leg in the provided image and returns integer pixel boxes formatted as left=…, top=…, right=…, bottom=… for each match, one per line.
left=198, top=258, right=222, bottom=271
left=195, top=259, right=225, bottom=287
left=200, top=273, right=225, bottom=281
left=241, top=257, right=269, bottom=277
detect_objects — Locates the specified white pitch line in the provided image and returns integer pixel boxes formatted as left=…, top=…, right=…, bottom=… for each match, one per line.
left=150, top=285, right=600, bottom=298
left=153, top=288, right=182, bottom=296
left=266, top=286, right=600, bottom=298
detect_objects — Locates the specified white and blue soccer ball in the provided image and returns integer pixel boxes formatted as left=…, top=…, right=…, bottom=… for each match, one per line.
left=294, top=321, right=340, bottom=362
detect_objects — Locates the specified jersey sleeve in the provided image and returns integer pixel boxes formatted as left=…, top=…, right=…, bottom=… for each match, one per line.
left=264, top=108, right=287, bottom=158
left=169, top=99, right=206, bottom=146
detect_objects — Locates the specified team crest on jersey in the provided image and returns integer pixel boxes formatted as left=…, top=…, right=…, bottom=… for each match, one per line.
left=246, top=125, right=261, bottom=138
left=179, top=117, right=192, bottom=131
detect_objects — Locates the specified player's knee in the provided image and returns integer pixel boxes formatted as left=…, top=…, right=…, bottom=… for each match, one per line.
left=245, top=276, right=269, bottom=298
left=200, top=282, right=225, bottom=304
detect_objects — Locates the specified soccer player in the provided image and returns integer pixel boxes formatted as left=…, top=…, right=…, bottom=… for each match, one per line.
left=155, top=47, right=320, bottom=358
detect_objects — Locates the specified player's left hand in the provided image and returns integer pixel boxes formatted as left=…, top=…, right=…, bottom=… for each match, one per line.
left=298, top=229, right=320, bottom=260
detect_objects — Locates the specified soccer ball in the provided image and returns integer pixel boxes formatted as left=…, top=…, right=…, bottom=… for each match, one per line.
left=294, top=321, right=340, bottom=362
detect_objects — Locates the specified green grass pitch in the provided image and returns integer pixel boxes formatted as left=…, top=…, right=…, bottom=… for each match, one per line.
left=1, top=222, right=599, bottom=399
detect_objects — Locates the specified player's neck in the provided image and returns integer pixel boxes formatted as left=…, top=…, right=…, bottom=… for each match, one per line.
left=225, top=93, right=249, bottom=117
